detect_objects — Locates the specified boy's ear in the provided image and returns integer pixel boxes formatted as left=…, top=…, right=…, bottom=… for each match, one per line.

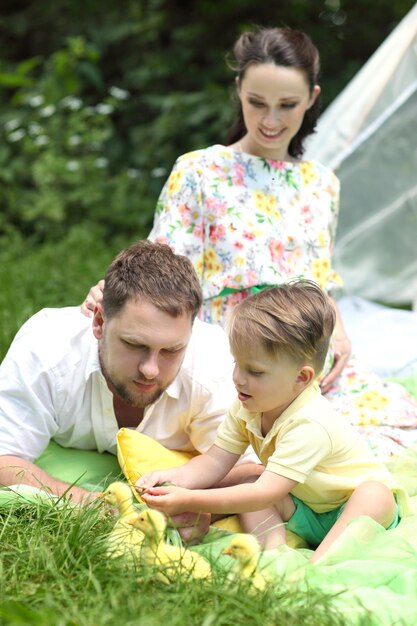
left=92, top=304, right=105, bottom=340
left=295, top=365, right=315, bottom=388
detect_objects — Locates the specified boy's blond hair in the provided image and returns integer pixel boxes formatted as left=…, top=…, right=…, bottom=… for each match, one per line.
left=227, top=280, right=335, bottom=374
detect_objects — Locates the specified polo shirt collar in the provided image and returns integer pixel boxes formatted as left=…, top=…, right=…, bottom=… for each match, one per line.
left=235, top=381, right=321, bottom=434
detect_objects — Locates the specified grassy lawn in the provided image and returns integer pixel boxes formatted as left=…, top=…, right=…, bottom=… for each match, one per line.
left=0, top=499, right=350, bottom=626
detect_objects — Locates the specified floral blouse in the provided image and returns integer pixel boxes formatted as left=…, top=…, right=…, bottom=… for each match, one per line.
left=149, top=145, right=343, bottom=324
left=149, top=145, right=417, bottom=462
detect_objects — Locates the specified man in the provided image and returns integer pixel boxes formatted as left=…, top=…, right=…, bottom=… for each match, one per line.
left=0, top=241, right=239, bottom=519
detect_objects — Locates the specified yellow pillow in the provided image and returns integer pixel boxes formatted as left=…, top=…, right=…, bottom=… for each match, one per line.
left=116, top=428, right=195, bottom=501
left=116, top=428, right=307, bottom=549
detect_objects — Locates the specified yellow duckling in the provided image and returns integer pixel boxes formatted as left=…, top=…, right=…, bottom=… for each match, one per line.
left=222, top=534, right=269, bottom=592
left=98, top=481, right=144, bottom=559
left=128, top=508, right=211, bottom=583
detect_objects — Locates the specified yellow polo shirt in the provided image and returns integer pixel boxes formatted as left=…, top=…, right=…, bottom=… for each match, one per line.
left=215, top=382, right=410, bottom=515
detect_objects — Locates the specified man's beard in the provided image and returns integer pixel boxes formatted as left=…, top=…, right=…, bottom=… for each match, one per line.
left=110, top=377, right=165, bottom=408
left=98, top=347, right=167, bottom=408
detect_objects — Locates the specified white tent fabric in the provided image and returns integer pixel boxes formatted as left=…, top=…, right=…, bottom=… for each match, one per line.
left=305, top=4, right=417, bottom=307
left=337, top=296, right=417, bottom=378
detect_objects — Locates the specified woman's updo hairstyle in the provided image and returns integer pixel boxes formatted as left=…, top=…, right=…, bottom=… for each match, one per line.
left=226, top=27, right=321, bottom=158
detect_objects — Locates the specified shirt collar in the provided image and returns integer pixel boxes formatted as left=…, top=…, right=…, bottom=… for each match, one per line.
left=85, top=334, right=101, bottom=381
left=163, top=374, right=182, bottom=400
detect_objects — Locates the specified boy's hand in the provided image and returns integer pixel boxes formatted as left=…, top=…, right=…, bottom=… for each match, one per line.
left=135, top=468, right=182, bottom=493
left=141, top=485, right=193, bottom=516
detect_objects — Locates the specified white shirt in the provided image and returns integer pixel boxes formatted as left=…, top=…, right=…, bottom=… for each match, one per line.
left=0, top=307, right=236, bottom=461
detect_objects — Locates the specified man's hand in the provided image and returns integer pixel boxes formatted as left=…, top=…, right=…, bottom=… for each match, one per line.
left=169, top=511, right=211, bottom=545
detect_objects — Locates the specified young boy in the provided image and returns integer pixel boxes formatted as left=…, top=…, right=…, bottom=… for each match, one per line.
left=138, top=280, right=407, bottom=562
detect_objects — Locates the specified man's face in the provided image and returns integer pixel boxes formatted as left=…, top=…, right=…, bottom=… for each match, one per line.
left=93, top=298, right=192, bottom=408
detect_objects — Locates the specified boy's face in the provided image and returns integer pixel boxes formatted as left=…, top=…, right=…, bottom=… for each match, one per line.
left=232, top=342, right=307, bottom=423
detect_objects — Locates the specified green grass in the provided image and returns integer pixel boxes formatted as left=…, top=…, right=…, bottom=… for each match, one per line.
left=0, top=501, right=351, bottom=626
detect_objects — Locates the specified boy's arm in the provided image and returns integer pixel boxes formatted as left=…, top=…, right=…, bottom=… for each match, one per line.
left=141, top=469, right=297, bottom=516
left=136, top=444, right=239, bottom=492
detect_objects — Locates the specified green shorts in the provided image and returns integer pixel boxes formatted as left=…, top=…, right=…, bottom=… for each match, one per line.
left=286, top=495, right=400, bottom=548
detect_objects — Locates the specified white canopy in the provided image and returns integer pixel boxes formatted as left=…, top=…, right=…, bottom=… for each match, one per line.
left=305, top=5, right=417, bottom=306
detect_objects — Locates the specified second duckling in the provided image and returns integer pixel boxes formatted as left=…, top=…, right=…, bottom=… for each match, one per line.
left=222, top=533, right=269, bottom=592
left=128, top=508, right=212, bottom=583
left=99, top=481, right=144, bottom=559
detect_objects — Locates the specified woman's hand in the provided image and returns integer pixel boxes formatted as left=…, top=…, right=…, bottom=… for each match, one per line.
left=320, top=333, right=352, bottom=394
left=320, top=296, right=352, bottom=394
left=80, top=280, right=105, bottom=317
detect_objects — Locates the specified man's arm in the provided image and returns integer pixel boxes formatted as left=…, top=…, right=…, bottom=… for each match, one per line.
left=0, top=455, right=97, bottom=504
left=142, top=470, right=297, bottom=516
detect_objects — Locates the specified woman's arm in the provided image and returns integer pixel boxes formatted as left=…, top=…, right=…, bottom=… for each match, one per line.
left=141, top=470, right=297, bottom=516
left=148, top=154, right=205, bottom=283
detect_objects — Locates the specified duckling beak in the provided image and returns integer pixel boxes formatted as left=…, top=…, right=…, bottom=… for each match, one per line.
left=222, top=546, right=232, bottom=556
left=97, top=492, right=106, bottom=499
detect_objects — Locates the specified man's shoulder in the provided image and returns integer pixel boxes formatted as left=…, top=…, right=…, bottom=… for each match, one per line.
left=5, top=307, right=95, bottom=368
left=180, top=318, right=234, bottom=385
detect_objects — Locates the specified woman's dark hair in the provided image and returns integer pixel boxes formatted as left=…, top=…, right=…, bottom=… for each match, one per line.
left=226, top=27, right=321, bottom=158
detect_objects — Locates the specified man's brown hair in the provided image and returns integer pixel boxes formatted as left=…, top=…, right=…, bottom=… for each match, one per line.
left=103, top=240, right=202, bottom=320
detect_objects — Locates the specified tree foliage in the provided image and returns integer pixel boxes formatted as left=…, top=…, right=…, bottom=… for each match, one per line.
left=0, top=0, right=414, bottom=246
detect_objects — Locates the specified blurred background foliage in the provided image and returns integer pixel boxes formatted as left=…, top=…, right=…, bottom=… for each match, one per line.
left=0, top=0, right=415, bottom=357
left=0, top=0, right=415, bottom=248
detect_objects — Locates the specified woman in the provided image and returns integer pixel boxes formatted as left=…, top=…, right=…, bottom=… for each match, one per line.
left=84, top=27, right=417, bottom=461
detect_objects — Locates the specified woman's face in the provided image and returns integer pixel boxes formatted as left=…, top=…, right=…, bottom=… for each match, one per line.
left=237, top=62, right=320, bottom=161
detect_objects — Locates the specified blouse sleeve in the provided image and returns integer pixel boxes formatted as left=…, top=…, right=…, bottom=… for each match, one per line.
left=325, top=169, right=344, bottom=292
left=148, top=152, right=205, bottom=284
left=329, top=171, right=340, bottom=241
